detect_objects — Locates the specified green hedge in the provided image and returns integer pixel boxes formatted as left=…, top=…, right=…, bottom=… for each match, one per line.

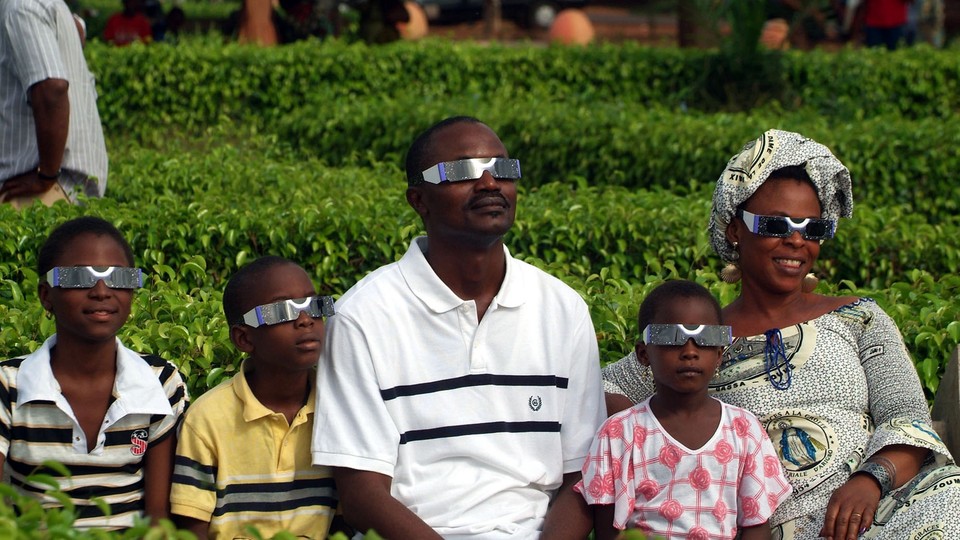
left=87, top=40, right=960, bottom=133
left=271, top=97, right=960, bottom=218
left=110, top=132, right=960, bottom=287
left=84, top=40, right=960, bottom=217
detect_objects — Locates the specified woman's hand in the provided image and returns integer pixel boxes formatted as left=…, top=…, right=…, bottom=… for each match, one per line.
left=819, top=474, right=880, bottom=539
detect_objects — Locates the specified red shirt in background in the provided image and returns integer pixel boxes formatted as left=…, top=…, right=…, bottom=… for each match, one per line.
left=864, top=0, right=909, bottom=28
left=103, top=12, right=152, bottom=45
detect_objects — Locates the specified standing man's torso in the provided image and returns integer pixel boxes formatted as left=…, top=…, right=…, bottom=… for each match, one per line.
left=0, top=0, right=107, bottom=190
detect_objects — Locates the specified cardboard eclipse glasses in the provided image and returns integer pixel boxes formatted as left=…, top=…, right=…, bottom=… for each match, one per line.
left=241, top=295, right=335, bottom=328
left=738, top=209, right=836, bottom=241
left=47, top=266, right=143, bottom=289
left=642, top=324, right=733, bottom=347
left=421, top=158, right=521, bottom=184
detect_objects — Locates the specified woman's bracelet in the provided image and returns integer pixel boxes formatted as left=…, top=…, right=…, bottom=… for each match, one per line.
left=855, top=456, right=896, bottom=497
left=869, top=455, right=898, bottom=482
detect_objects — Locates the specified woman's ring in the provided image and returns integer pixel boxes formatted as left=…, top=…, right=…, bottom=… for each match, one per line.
left=851, top=513, right=862, bottom=518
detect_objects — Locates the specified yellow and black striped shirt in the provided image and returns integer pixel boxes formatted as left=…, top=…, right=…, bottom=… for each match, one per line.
left=171, top=361, right=336, bottom=539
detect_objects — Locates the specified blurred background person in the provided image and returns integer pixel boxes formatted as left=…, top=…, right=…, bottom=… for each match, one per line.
left=862, top=0, right=909, bottom=49
left=103, top=0, right=152, bottom=45
left=905, top=0, right=944, bottom=46
left=0, top=0, right=108, bottom=207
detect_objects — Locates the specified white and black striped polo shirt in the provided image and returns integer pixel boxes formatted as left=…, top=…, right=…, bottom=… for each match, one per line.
left=0, top=336, right=187, bottom=530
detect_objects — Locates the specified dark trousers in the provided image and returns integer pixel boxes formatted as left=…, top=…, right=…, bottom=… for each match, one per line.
left=865, top=25, right=905, bottom=50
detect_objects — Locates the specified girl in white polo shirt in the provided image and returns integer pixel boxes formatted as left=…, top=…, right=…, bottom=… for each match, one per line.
left=0, top=216, right=187, bottom=530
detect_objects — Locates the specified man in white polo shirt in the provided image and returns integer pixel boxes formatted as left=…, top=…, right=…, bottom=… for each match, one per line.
left=312, top=116, right=605, bottom=539
left=0, top=0, right=108, bottom=207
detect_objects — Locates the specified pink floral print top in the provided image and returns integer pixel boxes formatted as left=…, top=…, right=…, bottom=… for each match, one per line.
left=576, top=397, right=792, bottom=539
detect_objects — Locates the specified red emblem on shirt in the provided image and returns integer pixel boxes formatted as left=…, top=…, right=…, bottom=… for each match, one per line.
left=130, top=429, right=148, bottom=456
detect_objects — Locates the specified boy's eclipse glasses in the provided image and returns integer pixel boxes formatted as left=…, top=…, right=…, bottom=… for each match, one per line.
left=47, top=266, right=143, bottom=289
left=642, top=324, right=733, bottom=347
left=421, top=158, right=521, bottom=184
left=737, top=209, right=835, bottom=241
left=241, top=295, right=335, bottom=328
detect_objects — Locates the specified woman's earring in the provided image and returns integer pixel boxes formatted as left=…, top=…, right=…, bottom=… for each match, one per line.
left=802, top=272, right=819, bottom=293
left=721, top=242, right=741, bottom=284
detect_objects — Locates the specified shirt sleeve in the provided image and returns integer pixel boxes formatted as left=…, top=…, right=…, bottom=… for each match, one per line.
left=601, top=351, right=656, bottom=405
left=0, top=367, right=14, bottom=458
left=169, top=410, right=217, bottom=521
left=3, top=1, right=68, bottom=90
left=860, top=301, right=953, bottom=464
left=561, top=302, right=606, bottom=473
left=735, top=409, right=792, bottom=528
left=149, top=362, right=188, bottom=444
left=311, top=312, right=400, bottom=476
left=574, top=412, right=636, bottom=530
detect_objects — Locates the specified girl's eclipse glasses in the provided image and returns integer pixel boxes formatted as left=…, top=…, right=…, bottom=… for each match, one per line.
left=47, top=266, right=143, bottom=289
left=643, top=324, right=733, bottom=347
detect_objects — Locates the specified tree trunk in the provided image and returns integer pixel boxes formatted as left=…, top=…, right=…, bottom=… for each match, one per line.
left=238, top=0, right=278, bottom=45
left=484, top=0, right=502, bottom=38
left=678, top=0, right=722, bottom=48
left=677, top=0, right=698, bottom=47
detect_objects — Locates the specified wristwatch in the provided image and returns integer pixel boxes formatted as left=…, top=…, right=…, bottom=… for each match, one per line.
left=37, top=168, right=61, bottom=182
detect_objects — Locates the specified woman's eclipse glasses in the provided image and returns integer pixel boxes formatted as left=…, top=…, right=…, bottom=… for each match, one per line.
left=738, top=209, right=836, bottom=241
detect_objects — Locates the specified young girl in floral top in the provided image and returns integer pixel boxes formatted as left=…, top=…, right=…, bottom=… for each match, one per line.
left=577, top=280, right=791, bottom=540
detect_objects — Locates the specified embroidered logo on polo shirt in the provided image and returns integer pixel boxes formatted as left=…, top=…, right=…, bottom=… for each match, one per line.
left=130, top=429, right=148, bottom=456
left=528, top=396, right=542, bottom=411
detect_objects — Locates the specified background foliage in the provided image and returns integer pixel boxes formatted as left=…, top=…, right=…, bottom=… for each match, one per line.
left=85, top=40, right=960, bottom=218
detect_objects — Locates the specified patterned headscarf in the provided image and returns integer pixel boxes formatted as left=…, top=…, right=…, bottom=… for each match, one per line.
left=708, top=129, right=854, bottom=263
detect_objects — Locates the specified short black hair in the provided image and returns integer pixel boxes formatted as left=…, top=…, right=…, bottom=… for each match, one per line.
left=223, top=256, right=300, bottom=325
left=637, top=280, right=722, bottom=332
left=404, top=116, right=485, bottom=186
left=38, top=216, right=135, bottom=275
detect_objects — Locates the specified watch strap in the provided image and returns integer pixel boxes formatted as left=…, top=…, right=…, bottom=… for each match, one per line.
left=37, top=168, right=61, bottom=181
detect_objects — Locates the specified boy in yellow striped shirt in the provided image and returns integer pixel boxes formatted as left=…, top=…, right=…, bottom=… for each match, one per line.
left=171, top=256, right=344, bottom=539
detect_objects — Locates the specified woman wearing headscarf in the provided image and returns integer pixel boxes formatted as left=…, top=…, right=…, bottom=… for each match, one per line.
left=602, top=129, right=960, bottom=539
